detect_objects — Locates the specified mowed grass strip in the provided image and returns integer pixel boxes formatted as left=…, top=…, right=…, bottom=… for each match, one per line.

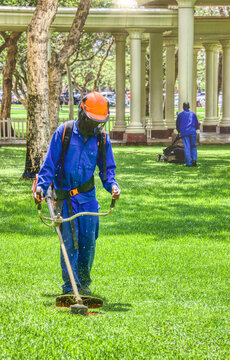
left=0, top=146, right=229, bottom=359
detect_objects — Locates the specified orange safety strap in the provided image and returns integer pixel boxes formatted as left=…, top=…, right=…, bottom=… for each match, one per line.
left=62, top=123, right=67, bottom=143
left=69, top=187, right=80, bottom=197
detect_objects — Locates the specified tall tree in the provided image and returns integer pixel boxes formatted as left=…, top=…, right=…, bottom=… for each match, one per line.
left=0, top=31, right=22, bottom=139
left=0, top=31, right=22, bottom=122
left=93, top=36, right=114, bottom=90
left=70, top=32, right=114, bottom=94
left=13, top=33, right=28, bottom=109
left=0, top=0, right=37, bottom=131
left=22, top=0, right=58, bottom=178
left=66, top=62, right=74, bottom=120
left=48, top=0, right=92, bottom=135
left=23, top=0, right=92, bottom=177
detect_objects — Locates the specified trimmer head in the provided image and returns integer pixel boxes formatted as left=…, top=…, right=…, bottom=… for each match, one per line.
left=70, top=303, right=88, bottom=315
left=56, top=294, right=103, bottom=309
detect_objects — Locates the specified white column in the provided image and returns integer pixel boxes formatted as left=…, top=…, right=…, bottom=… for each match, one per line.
left=219, top=40, right=230, bottom=133
left=213, top=46, right=219, bottom=123
left=192, top=47, right=200, bottom=114
left=148, top=32, right=167, bottom=138
left=126, top=29, right=146, bottom=138
left=141, top=39, right=149, bottom=127
left=202, top=43, right=219, bottom=132
left=112, top=33, right=127, bottom=138
left=165, top=39, right=176, bottom=131
left=177, top=0, right=196, bottom=112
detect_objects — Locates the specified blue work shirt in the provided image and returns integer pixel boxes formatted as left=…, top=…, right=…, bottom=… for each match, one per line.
left=37, top=120, right=119, bottom=204
left=176, top=109, right=198, bottom=137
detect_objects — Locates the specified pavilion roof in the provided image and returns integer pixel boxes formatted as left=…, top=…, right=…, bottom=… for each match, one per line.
left=137, top=0, right=230, bottom=7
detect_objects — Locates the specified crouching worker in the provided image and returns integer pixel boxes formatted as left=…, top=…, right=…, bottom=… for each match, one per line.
left=176, top=102, right=199, bottom=167
left=33, top=92, right=120, bottom=296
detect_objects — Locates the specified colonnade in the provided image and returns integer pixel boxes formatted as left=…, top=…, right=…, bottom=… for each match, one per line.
left=1, top=4, right=229, bottom=143
left=110, top=0, right=230, bottom=143
left=197, top=40, right=230, bottom=134
left=220, top=40, right=230, bottom=133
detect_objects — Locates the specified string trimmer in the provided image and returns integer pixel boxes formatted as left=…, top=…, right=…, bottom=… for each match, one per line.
left=32, top=179, right=115, bottom=315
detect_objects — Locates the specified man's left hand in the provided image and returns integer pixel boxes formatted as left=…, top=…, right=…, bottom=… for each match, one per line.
left=111, top=185, right=120, bottom=200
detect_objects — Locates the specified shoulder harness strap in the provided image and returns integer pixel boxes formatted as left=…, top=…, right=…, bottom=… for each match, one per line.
left=60, top=120, right=74, bottom=189
left=97, top=128, right=107, bottom=182
left=61, top=120, right=74, bottom=158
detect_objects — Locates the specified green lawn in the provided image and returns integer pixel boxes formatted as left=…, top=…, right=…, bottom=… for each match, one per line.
left=0, top=146, right=230, bottom=359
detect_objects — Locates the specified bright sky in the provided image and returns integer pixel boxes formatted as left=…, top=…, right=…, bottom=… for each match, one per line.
left=115, top=0, right=138, bottom=8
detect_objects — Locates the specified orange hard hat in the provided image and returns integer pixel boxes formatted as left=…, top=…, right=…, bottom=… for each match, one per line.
left=80, top=91, right=109, bottom=122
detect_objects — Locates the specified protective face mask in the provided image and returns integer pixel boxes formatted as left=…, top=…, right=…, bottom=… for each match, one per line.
left=78, top=116, right=105, bottom=137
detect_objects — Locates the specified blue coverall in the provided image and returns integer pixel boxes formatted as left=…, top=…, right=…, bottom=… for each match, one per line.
left=176, top=109, right=198, bottom=166
left=37, top=120, right=119, bottom=293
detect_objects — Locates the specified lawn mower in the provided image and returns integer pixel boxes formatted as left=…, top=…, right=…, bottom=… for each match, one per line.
left=32, top=179, right=115, bottom=315
left=157, top=133, right=185, bottom=164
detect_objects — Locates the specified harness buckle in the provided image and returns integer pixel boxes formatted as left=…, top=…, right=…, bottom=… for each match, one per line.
left=70, top=188, right=79, bottom=197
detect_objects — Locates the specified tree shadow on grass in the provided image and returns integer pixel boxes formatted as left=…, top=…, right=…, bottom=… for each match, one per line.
left=43, top=300, right=55, bottom=307
left=42, top=293, right=60, bottom=297
left=2, top=147, right=230, bottom=240
left=2, top=194, right=230, bottom=241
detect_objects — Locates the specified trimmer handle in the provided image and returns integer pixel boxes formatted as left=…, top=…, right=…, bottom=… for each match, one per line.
left=32, top=176, right=43, bottom=209
left=110, top=198, right=116, bottom=209
left=36, top=186, right=42, bottom=210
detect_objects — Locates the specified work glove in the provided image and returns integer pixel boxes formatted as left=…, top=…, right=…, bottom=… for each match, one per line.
left=111, top=185, right=120, bottom=201
left=32, top=175, right=44, bottom=205
left=34, top=187, right=44, bottom=205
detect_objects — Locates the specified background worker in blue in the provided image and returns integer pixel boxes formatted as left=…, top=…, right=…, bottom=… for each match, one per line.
left=176, top=102, right=199, bottom=167
left=35, top=92, right=120, bottom=296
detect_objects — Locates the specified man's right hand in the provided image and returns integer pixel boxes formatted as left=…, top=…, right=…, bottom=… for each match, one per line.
left=32, top=176, right=44, bottom=205
left=34, top=187, right=44, bottom=205
left=111, top=185, right=120, bottom=201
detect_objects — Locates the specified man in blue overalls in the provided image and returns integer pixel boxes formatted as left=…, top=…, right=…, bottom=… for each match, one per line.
left=176, top=102, right=199, bottom=167
left=34, top=92, right=120, bottom=295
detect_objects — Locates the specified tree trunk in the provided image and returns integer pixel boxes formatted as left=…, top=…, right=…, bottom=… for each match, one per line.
left=0, top=32, right=21, bottom=137
left=1, top=33, right=21, bottom=120
left=73, top=79, right=84, bottom=98
left=22, top=0, right=58, bottom=179
left=48, top=0, right=92, bottom=136
left=13, top=75, right=27, bottom=109
left=66, top=63, right=74, bottom=120
left=48, top=56, right=63, bottom=135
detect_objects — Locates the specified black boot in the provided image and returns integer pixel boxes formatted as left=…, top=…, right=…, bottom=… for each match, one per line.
left=192, top=160, right=197, bottom=167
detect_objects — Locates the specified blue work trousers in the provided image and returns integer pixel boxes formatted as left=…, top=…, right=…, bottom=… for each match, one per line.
left=60, top=198, right=99, bottom=293
left=182, top=134, right=197, bottom=166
